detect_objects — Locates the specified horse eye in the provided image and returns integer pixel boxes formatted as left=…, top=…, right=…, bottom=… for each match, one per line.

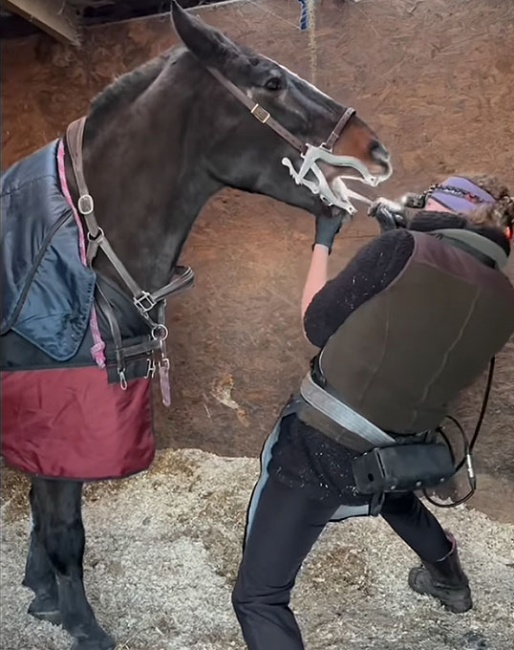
left=264, top=77, right=283, bottom=91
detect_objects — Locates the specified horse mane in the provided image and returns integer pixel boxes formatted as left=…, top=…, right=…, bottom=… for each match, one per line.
left=86, top=48, right=184, bottom=133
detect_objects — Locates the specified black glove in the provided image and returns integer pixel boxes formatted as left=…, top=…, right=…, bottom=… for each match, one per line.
left=314, top=213, right=344, bottom=253
left=368, top=198, right=407, bottom=233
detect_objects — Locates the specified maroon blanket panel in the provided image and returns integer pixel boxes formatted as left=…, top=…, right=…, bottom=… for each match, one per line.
left=1, top=367, right=155, bottom=480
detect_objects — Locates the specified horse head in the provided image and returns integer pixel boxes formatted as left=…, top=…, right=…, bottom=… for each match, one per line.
left=76, top=3, right=393, bottom=289
left=170, top=1, right=391, bottom=220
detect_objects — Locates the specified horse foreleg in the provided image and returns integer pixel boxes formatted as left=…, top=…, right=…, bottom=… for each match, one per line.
left=32, top=477, right=115, bottom=650
left=23, top=483, right=61, bottom=625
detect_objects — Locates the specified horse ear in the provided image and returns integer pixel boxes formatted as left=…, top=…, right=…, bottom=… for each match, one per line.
left=170, top=1, right=242, bottom=70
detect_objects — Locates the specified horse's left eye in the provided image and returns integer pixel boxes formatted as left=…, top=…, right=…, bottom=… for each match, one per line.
left=264, top=77, right=283, bottom=91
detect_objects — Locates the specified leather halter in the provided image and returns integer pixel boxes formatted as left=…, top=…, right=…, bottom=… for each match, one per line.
left=65, top=117, right=194, bottom=329
left=207, top=66, right=356, bottom=156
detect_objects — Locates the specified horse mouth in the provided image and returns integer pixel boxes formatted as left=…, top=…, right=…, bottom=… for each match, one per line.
left=282, top=153, right=391, bottom=214
left=318, top=162, right=391, bottom=214
left=326, top=161, right=391, bottom=203
left=324, top=160, right=391, bottom=185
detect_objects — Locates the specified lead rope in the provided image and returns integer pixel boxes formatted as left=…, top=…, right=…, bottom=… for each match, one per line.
left=297, top=0, right=318, bottom=86
left=307, top=0, right=318, bottom=86
left=423, top=357, right=496, bottom=508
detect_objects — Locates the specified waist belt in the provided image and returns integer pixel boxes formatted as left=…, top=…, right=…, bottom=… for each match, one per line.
left=298, top=373, right=396, bottom=450
left=297, top=372, right=455, bottom=515
left=297, top=372, right=431, bottom=452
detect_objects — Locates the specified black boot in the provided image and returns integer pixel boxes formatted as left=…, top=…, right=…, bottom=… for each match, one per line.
left=408, top=533, right=472, bottom=613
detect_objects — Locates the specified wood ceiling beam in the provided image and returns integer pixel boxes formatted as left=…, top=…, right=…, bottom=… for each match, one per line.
left=0, top=0, right=81, bottom=45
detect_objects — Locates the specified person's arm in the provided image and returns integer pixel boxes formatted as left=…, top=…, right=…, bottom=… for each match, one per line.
left=300, top=211, right=346, bottom=324
left=303, top=229, right=415, bottom=348
left=301, top=244, right=330, bottom=319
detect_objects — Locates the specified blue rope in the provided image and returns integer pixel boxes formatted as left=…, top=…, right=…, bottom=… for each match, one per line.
left=297, top=0, right=309, bottom=31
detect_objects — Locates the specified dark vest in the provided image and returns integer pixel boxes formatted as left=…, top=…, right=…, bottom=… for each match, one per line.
left=298, top=231, right=514, bottom=449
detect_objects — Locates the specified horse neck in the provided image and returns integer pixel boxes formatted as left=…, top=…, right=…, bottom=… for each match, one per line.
left=73, top=67, right=221, bottom=294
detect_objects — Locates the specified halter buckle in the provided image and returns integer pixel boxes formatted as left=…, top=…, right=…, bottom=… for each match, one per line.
left=134, top=291, right=157, bottom=314
left=78, top=194, right=94, bottom=215
left=251, top=104, right=270, bottom=124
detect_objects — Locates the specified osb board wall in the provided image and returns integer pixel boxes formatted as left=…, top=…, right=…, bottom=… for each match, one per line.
left=3, top=0, right=514, bottom=181
left=2, top=0, right=514, bottom=478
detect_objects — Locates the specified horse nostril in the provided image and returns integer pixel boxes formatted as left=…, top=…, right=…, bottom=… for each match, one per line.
left=370, top=141, right=390, bottom=165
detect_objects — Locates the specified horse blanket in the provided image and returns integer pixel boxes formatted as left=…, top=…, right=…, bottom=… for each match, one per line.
left=1, top=140, right=155, bottom=481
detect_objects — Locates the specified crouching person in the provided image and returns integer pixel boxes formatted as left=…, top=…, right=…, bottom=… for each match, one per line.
left=232, top=174, right=514, bottom=650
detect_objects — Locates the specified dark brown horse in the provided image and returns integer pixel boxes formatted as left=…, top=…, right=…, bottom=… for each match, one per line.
left=1, top=3, right=392, bottom=649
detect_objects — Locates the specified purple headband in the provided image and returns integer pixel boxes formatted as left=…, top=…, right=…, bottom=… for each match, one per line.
left=428, top=176, right=496, bottom=214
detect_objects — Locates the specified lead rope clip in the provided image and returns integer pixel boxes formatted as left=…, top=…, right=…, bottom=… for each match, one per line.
left=158, top=357, right=171, bottom=407
left=118, top=368, right=128, bottom=391
left=151, top=325, right=171, bottom=407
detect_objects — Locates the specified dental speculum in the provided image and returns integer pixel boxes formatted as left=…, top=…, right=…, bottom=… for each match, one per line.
left=282, top=144, right=392, bottom=215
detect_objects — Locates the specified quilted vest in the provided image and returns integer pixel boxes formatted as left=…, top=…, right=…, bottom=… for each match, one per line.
left=298, top=231, right=514, bottom=447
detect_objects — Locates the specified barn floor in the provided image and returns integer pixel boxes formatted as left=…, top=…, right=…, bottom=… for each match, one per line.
left=2, top=0, right=514, bottom=648
left=2, top=448, right=514, bottom=650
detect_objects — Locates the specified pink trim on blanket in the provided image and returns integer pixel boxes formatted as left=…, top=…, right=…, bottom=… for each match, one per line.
left=57, top=139, right=106, bottom=369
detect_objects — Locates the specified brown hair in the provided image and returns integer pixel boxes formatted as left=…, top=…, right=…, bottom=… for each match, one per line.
left=462, top=174, right=514, bottom=232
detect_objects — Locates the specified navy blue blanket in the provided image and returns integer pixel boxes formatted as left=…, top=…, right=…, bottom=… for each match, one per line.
left=1, top=140, right=96, bottom=362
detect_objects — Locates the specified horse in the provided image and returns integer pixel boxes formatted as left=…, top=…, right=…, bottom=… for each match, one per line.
left=0, top=2, right=392, bottom=649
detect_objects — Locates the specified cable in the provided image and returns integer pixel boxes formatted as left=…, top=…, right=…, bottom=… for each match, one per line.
left=422, top=357, right=495, bottom=509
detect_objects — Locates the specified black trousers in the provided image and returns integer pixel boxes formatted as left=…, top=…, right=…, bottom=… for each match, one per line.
left=232, top=434, right=452, bottom=650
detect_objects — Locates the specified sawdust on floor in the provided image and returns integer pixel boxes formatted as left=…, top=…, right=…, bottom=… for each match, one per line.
left=1, top=448, right=514, bottom=650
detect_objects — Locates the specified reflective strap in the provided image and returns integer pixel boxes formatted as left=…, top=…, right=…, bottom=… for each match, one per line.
left=430, top=229, right=508, bottom=270
left=299, top=373, right=395, bottom=447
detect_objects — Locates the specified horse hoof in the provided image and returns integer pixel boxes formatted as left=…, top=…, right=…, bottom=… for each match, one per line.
left=28, top=597, right=62, bottom=626
left=71, top=632, right=116, bottom=650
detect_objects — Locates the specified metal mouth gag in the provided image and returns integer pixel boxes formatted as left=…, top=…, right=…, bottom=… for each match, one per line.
left=282, top=144, right=393, bottom=215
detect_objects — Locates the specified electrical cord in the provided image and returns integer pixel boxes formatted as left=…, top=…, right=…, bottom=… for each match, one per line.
left=422, top=357, right=495, bottom=508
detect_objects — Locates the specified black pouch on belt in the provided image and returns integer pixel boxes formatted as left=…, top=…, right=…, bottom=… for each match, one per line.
left=351, top=442, right=455, bottom=495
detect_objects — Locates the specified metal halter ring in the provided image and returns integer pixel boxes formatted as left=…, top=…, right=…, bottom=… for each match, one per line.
left=87, top=227, right=105, bottom=242
left=151, top=324, right=169, bottom=341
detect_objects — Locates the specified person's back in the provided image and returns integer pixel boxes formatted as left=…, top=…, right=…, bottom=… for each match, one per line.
left=314, top=222, right=514, bottom=435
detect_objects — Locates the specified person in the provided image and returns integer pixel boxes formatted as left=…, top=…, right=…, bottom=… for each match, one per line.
left=231, top=174, right=514, bottom=650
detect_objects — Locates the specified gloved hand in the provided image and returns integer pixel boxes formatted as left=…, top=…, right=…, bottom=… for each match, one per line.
left=368, top=198, right=407, bottom=233
left=314, top=212, right=344, bottom=253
